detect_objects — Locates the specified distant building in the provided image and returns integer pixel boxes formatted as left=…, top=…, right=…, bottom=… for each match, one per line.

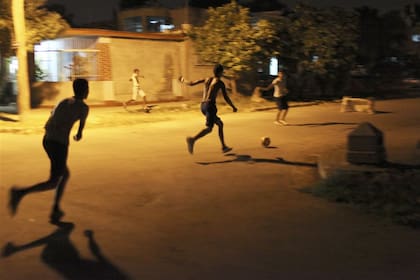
left=27, top=5, right=215, bottom=106
left=32, top=28, right=213, bottom=106
left=117, top=6, right=207, bottom=33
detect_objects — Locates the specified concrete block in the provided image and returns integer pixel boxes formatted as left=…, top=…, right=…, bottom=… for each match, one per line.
left=347, top=122, right=386, bottom=164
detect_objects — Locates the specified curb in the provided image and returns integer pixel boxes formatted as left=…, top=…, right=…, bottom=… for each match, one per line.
left=317, top=147, right=420, bottom=180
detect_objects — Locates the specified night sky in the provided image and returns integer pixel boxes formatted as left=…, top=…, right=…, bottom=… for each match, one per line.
left=46, top=0, right=418, bottom=25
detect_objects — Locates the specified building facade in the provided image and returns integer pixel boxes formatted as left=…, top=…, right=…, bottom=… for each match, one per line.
left=33, top=28, right=213, bottom=106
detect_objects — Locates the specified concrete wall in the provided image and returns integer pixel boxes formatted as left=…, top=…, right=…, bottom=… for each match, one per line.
left=33, top=32, right=216, bottom=106
left=33, top=81, right=115, bottom=107
left=109, top=37, right=186, bottom=102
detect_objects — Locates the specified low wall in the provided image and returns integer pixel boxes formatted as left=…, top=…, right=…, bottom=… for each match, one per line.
left=32, top=81, right=115, bottom=107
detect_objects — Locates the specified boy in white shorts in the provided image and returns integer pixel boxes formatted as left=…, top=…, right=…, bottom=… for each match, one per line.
left=123, top=68, right=148, bottom=110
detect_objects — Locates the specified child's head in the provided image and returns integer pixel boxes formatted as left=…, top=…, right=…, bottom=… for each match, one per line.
left=213, top=64, right=224, bottom=77
left=134, top=68, right=139, bottom=73
left=73, top=78, right=89, bottom=99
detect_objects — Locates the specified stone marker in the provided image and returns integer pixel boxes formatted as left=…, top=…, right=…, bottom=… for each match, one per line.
left=347, top=122, right=386, bottom=164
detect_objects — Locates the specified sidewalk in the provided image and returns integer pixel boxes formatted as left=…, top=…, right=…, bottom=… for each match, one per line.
left=0, top=98, right=319, bottom=134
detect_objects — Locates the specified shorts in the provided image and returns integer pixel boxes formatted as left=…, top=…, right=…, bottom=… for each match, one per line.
left=132, top=87, right=146, bottom=100
left=201, top=102, right=220, bottom=128
left=43, top=136, right=68, bottom=179
left=275, top=96, right=289, bottom=110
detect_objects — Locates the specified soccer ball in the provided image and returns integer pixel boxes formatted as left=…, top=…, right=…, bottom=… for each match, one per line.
left=261, top=136, right=271, bottom=147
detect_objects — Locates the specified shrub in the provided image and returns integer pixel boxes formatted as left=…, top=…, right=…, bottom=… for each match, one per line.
left=308, top=169, right=420, bottom=228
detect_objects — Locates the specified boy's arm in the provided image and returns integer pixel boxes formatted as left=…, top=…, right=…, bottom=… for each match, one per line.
left=260, top=82, right=274, bottom=92
left=74, top=107, right=89, bottom=141
left=179, top=76, right=205, bottom=86
left=221, top=83, right=237, bottom=112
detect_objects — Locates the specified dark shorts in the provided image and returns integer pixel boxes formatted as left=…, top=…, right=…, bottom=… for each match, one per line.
left=275, top=96, right=289, bottom=110
left=43, top=136, right=68, bottom=179
left=201, top=102, right=220, bottom=128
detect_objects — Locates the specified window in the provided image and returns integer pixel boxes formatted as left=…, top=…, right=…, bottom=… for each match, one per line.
left=412, top=34, right=420, bottom=42
left=147, top=16, right=170, bottom=32
left=123, top=16, right=143, bottom=32
left=35, top=40, right=99, bottom=82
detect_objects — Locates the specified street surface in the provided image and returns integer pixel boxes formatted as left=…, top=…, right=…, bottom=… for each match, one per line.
left=1, top=98, right=420, bottom=279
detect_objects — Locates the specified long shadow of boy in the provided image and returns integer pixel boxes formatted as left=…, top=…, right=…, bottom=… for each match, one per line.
left=2, top=221, right=129, bottom=280
left=197, top=153, right=317, bottom=168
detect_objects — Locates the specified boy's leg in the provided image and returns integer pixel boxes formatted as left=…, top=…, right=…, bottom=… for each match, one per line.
left=125, top=87, right=139, bottom=108
left=279, top=97, right=289, bottom=124
left=51, top=167, right=69, bottom=218
left=280, top=109, right=289, bottom=124
left=274, top=110, right=282, bottom=125
left=8, top=174, right=61, bottom=216
left=193, top=108, right=215, bottom=141
left=186, top=126, right=212, bottom=154
left=215, top=118, right=232, bottom=153
left=8, top=138, right=66, bottom=216
left=274, top=98, right=282, bottom=125
left=124, top=99, right=135, bottom=106
left=142, top=93, right=147, bottom=108
left=186, top=103, right=213, bottom=154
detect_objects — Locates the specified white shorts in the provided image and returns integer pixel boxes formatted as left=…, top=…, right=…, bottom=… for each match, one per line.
left=132, top=87, right=146, bottom=99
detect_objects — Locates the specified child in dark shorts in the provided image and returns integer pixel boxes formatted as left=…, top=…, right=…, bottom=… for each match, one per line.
left=8, top=78, right=90, bottom=223
left=179, top=64, right=237, bottom=154
left=261, top=70, right=289, bottom=125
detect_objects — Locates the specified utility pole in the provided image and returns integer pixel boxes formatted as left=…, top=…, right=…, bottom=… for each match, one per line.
left=12, top=0, right=30, bottom=119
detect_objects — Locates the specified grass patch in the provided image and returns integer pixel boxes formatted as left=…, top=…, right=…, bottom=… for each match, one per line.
left=305, top=169, right=420, bottom=228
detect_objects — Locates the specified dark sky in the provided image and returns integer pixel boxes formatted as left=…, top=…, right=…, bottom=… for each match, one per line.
left=46, top=0, right=418, bottom=25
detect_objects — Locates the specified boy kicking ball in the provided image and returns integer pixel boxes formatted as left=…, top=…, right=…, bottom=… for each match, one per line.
left=180, top=64, right=237, bottom=155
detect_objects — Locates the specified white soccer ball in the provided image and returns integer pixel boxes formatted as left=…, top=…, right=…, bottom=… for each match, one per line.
left=261, top=136, right=271, bottom=147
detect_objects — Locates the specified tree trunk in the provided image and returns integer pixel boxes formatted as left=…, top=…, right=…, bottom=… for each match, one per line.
left=12, top=0, right=30, bottom=119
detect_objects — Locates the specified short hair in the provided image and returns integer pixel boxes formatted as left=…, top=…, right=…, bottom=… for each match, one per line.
left=213, top=64, right=224, bottom=76
left=73, top=78, right=89, bottom=99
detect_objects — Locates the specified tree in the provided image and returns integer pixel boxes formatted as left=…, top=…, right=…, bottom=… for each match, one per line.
left=0, top=0, right=68, bottom=116
left=188, top=1, right=276, bottom=94
left=44, top=3, right=75, bottom=27
left=12, top=0, right=30, bottom=117
left=0, top=0, right=12, bottom=57
left=274, top=4, right=359, bottom=97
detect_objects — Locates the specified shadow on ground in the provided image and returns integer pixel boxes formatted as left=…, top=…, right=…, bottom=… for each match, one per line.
left=197, top=153, right=317, bottom=168
left=1, top=221, right=129, bottom=279
left=0, top=114, right=18, bottom=122
left=289, top=122, right=359, bottom=127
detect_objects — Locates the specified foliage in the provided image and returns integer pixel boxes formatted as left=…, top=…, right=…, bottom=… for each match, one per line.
left=34, top=63, right=46, bottom=81
left=188, top=1, right=277, bottom=79
left=0, top=0, right=12, bottom=56
left=44, top=3, right=75, bottom=27
left=307, top=169, right=420, bottom=228
left=273, top=4, right=359, bottom=96
left=0, top=0, right=69, bottom=56
left=25, top=1, right=69, bottom=50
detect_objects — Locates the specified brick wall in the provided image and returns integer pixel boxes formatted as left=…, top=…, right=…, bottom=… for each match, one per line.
left=96, top=41, right=112, bottom=81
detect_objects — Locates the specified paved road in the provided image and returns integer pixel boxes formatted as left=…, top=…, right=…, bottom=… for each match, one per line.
left=1, top=98, right=419, bottom=279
